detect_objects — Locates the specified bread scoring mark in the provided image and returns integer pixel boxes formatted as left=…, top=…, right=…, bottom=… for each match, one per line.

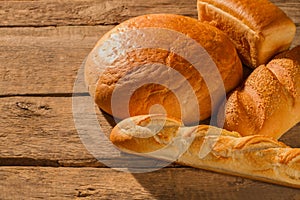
left=112, top=115, right=200, bottom=162
left=118, top=114, right=170, bottom=139
left=198, top=1, right=258, bottom=66
left=145, top=126, right=196, bottom=162
left=279, top=149, right=300, bottom=165
left=198, top=2, right=257, bottom=32
left=234, top=135, right=287, bottom=151
left=267, top=59, right=299, bottom=107
left=278, top=149, right=300, bottom=180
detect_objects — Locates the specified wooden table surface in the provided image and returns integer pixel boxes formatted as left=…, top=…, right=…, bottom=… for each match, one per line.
left=1, top=0, right=300, bottom=199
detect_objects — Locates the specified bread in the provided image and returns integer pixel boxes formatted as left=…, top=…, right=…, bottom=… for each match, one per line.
left=84, top=14, right=243, bottom=125
left=197, top=0, right=296, bottom=68
left=110, top=115, right=300, bottom=189
left=218, top=46, right=300, bottom=139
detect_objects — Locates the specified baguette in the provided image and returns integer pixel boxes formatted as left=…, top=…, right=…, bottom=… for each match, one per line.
left=110, top=115, right=300, bottom=189
left=218, top=46, right=300, bottom=139
left=197, top=0, right=296, bottom=68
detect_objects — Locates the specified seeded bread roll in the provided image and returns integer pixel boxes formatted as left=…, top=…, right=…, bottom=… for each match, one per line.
left=110, top=115, right=300, bottom=189
left=197, top=0, right=296, bottom=68
left=218, top=46, right=300, bottom=139
left=84, top=14, right=243, bottom=124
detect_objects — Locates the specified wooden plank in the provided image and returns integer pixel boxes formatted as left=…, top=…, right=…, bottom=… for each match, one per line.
left=0, top=1, right=299, bottom=95
left=0, top=25, right=111, bottom=95
left=1, top=167, right=300, bottom=200
left=0, top=95, right=178, bottom=169
left=0, top=96, right=100, bottom=166
left=292, top=26, right=300, bottom=48
left=1, top=0, right=299, bottom=198
left=0, top=96, right=299, bottom=166
left=0, top=95, right=124, bottom=167
left=270, top=0, right=300, bottom=25
left=0, top=0, right=298, bottom=27
left=0, top=25, right=299, bottom=96
left=0, top=0, right=198, bottom=27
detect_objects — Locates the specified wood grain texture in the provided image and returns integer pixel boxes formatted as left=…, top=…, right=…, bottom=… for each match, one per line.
left=271, top=0, right=300, bottom=25
left=0, top=1, right=299, bottom=96
left=0, top=96, right=299, bottom=166
left=1, top=0, right=300, bottom=198
left=0, top=0, right=198, bottom=27
left=0, top=0, right=298, bottom=27
left=0, top=96, right=99, bottom=166
left=1, top=167, right=300, bottom=200
left=0, top=95, right=163, bottom=168
left=0, top=26, right=112, bottom=95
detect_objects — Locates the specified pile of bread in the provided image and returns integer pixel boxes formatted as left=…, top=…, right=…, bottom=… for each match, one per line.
left=85, top=0, right=300, bottom=188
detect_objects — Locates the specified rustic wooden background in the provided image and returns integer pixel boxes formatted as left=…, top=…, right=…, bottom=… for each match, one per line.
left=1, top=0, right=300, bottom=199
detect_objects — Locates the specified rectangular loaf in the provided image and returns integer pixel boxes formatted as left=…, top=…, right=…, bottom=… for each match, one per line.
left=197, top=0, right=296, bottom=68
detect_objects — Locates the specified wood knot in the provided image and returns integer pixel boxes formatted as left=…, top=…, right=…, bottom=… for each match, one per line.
left=75, top=187, right=97, bottom=198
left=16, top=102, right=32, bottom=111
left=15, top=101, right=51, bottom=118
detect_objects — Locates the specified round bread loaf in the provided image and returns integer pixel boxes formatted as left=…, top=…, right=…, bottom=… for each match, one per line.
left=84, top=14, right=243, bottom=124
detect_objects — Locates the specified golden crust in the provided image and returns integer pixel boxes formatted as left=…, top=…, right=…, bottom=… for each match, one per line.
left=110, top=115, right=183, bottom=153
left=220, top=46, right=300, bottom=139
left=110, top=115, right=300, bottom=189
left=85, top=14, right=243, bottom=124
left=198, top=0, right=293, bottom=31
left=197, top=0, right=296, bottom=68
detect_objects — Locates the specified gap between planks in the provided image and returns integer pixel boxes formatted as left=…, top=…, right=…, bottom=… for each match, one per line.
left=0, top=93, right=89, bottom=98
